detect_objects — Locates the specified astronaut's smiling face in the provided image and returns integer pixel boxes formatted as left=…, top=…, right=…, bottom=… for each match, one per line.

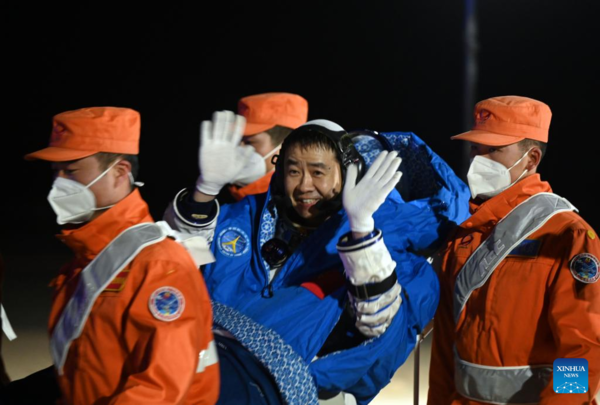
left=283, top=144, right=342, bottom=226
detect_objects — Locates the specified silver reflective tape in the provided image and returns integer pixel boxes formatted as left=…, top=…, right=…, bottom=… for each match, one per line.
left=51, top=222, right=167, bottom=374
left=455, top=352, right=551, bottom=404
left=454, top=193, right=575, bottom=323
left=196, top=340, right=218, bottom=373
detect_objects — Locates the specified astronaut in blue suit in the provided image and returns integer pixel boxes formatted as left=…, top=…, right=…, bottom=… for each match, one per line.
left=165, top=111, right=470, bottom=405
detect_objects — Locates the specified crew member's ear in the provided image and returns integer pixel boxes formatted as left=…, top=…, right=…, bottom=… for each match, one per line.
left=526, top=147, right=542, bottom=172
left=113, top=159, right=133, bottom=188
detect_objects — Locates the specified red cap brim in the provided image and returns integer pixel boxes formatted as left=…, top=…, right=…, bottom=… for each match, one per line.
left=243, top=122, right=276, bottom=136
left=24, top=146, right=98, bottom=162
left=451, top=130, right=524, bottom=147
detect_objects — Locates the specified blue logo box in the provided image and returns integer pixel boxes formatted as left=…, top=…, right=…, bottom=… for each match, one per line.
left=553, top=358, right=588, bottom=394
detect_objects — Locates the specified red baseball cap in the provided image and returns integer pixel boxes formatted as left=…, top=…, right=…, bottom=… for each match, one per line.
left=238, top=92, right=308, bottom=136
left=452, top=96, right=551, bottom=146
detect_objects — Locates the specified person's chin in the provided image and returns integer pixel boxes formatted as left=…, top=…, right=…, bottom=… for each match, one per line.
left=291, top=205, right=321, bottom=223
left=294, top=200, right=318, bottom=214
left=296, top=209, right=316, bottom=221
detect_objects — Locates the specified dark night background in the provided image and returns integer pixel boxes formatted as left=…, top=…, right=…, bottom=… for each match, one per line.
left=1, top=1, right=599, bottom=357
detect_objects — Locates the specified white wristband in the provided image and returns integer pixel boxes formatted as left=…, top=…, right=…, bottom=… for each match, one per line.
left=337, top=232, right=396, bottom=285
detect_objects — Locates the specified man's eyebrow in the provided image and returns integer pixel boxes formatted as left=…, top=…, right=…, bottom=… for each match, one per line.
left=286, top=158, right=330, bottom=170
left=307, top=162, right=329, bottom=170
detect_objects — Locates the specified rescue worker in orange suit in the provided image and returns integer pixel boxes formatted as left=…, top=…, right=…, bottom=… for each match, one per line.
left=427, top=96, right=600, bottom=405
left=221, top=92, right=308, bottom=203
left=1, top=107, right=219, bottom=405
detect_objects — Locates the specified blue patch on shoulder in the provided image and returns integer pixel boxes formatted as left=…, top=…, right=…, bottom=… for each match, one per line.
left=508, top=239, right=541, bottom=258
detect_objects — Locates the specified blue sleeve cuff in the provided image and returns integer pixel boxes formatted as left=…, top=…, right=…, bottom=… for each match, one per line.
left=337, top=229, right=382, bottom=252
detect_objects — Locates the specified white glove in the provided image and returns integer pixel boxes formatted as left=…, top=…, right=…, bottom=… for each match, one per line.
left=350, top=282, right=402, bottom=337
left=231, top=147, right=267, bottom=187
left=196, top=111, right=253, bottom=195
left=343, top=151, right=402, bottom=233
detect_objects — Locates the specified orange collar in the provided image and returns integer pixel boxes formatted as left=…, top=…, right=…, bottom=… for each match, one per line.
left=228, top=171, right=274, bottom=201
left=465, top=174, right=552, bottom=228
left=57, top=189, right=153, bottom=262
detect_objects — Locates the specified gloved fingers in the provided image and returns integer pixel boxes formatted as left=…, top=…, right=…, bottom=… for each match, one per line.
left=356, top=297, right=401, bottom=337
left=229, top=114, right=246, bottom=145
left=212, top=110, right=232, bottom=142
left=200, top=120, right=212, bottom=145
left=376, top=155, right=402, bottom=185
left=209, top=111, right=222, bottom=141
left=356, top=295, right=401, bottom=328
left=371, top=151, right=399, bottom=182
left=211, top=111, right=225, bottom=140
left=369, top=164, right=400, bottom=203
left=357, top=322, right=389, bottom=338
left=363, top=150, right=389, bottom=180
left=353, top=283, right=402, bottom=314
left=343, top=164, right=359, bottom=193
left=380, top=171, right=403, bottom=197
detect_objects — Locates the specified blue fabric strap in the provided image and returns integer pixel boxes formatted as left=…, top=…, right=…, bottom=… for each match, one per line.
left=212, top=301, right=319, bottom=405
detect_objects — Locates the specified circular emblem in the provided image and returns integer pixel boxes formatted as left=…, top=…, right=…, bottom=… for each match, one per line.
left=149, top=286, right=185, bottom=321
left=218, top=227, right=250, bottom=257
left=569, top=253, right=600, bottom=284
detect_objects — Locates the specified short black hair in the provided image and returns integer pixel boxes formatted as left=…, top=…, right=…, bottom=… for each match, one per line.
left=94, top=152, right=139, bottom=179
left=278, top=126, right=342, bottom=165
left=265, top=125, right=295, bottom=146
left=518, top=139, right=547, bottom=160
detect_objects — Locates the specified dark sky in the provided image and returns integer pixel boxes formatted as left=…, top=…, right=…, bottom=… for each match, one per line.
left=3, top=1, right=599, bottom=255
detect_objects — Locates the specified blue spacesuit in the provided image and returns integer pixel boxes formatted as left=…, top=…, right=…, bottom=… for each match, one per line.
left=166, top=131, right=470, bottom=404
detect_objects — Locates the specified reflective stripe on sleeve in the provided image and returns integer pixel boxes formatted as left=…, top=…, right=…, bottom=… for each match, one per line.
left=196, top=339, right=218, bottom=373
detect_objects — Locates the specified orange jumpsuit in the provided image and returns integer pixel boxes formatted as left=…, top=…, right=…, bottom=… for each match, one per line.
left=227, top=171, right=274, bottom=201
left=428, top=174, right=600, bottom=405
left=49, top=189, right=219, bottom=405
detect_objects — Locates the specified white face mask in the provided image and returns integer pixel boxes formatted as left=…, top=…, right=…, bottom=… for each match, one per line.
left=48, top=160, right=120, bottom=225
left=232, top=146, right=279, bottom=187
left=467, top=148, right=532, bottom=200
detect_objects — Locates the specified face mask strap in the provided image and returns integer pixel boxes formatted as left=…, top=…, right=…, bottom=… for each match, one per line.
left=504, top=147, right=534, bottom=188
left=262, top=145, right=280, bottom=162
left=85, top=159, right=122, bottom=189
left=513, top=167, right=529, bottom=183
left=508, top=147, right=534, bottom=171
left=92, top=203, right=116, bottom=212
left=86, top=159, right=136, bottom=213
